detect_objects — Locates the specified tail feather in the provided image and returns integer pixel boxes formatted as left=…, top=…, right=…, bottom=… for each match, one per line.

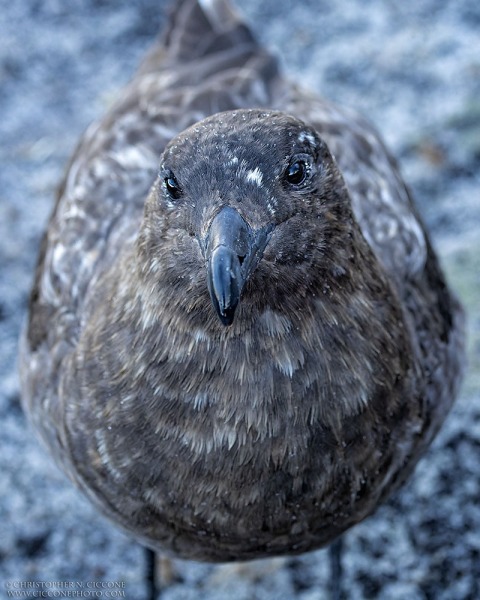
left=131, top=0, right=281, bottom=112
left=162, top=0, right=255, bottom=62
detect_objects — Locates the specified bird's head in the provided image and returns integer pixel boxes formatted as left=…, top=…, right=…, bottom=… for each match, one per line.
left=139, top=109, right=357, bottom=328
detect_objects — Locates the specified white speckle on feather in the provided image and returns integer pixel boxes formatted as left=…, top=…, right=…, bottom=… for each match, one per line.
left=298, top=131, right=317, bottom=147
left=266, top=196, right=277, bottom=216
left=245, top=167, right=264, bottom=187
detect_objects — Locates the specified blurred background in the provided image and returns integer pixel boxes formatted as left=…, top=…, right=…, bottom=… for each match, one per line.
left=1, top=0, right=479, bottom=598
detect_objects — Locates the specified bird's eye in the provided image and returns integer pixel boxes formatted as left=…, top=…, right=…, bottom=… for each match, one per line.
left=164, top=171, right=182, bottom=199
left=285, top=160, right=308, bottom=186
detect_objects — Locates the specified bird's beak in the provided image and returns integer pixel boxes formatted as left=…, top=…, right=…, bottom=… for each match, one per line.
left=203, top=206, right=273, bottom=326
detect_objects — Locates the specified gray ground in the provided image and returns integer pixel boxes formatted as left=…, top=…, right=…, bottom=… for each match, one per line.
left=1, top=0, right=479, bottom=598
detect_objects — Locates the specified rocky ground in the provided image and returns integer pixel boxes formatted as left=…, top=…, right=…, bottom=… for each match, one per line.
left=1, top=0, right=479, bottom=598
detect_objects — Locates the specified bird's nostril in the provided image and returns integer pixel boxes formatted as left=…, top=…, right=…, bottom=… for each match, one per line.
left=238, top=254, right=246, bottom=266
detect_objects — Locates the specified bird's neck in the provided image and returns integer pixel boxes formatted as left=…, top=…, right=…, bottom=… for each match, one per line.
left=74, top=231, right=414, bottom=442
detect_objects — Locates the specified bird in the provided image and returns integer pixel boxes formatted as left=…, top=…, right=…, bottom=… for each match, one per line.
left=19, top=0, right=465, bottom=597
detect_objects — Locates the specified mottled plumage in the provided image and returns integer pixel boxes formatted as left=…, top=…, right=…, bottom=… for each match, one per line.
left=20, top=0, right=464, bottom=562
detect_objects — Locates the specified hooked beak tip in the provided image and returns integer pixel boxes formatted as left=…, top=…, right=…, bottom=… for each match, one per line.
left=207, top=244, right=242, bottom=326
left=203, top=206, right=273, bottom=326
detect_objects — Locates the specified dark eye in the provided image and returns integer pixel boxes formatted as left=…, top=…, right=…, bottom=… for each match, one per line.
left=164, top=171, right=182, bottom=199
left=285, top=160, right=308, bottom=186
